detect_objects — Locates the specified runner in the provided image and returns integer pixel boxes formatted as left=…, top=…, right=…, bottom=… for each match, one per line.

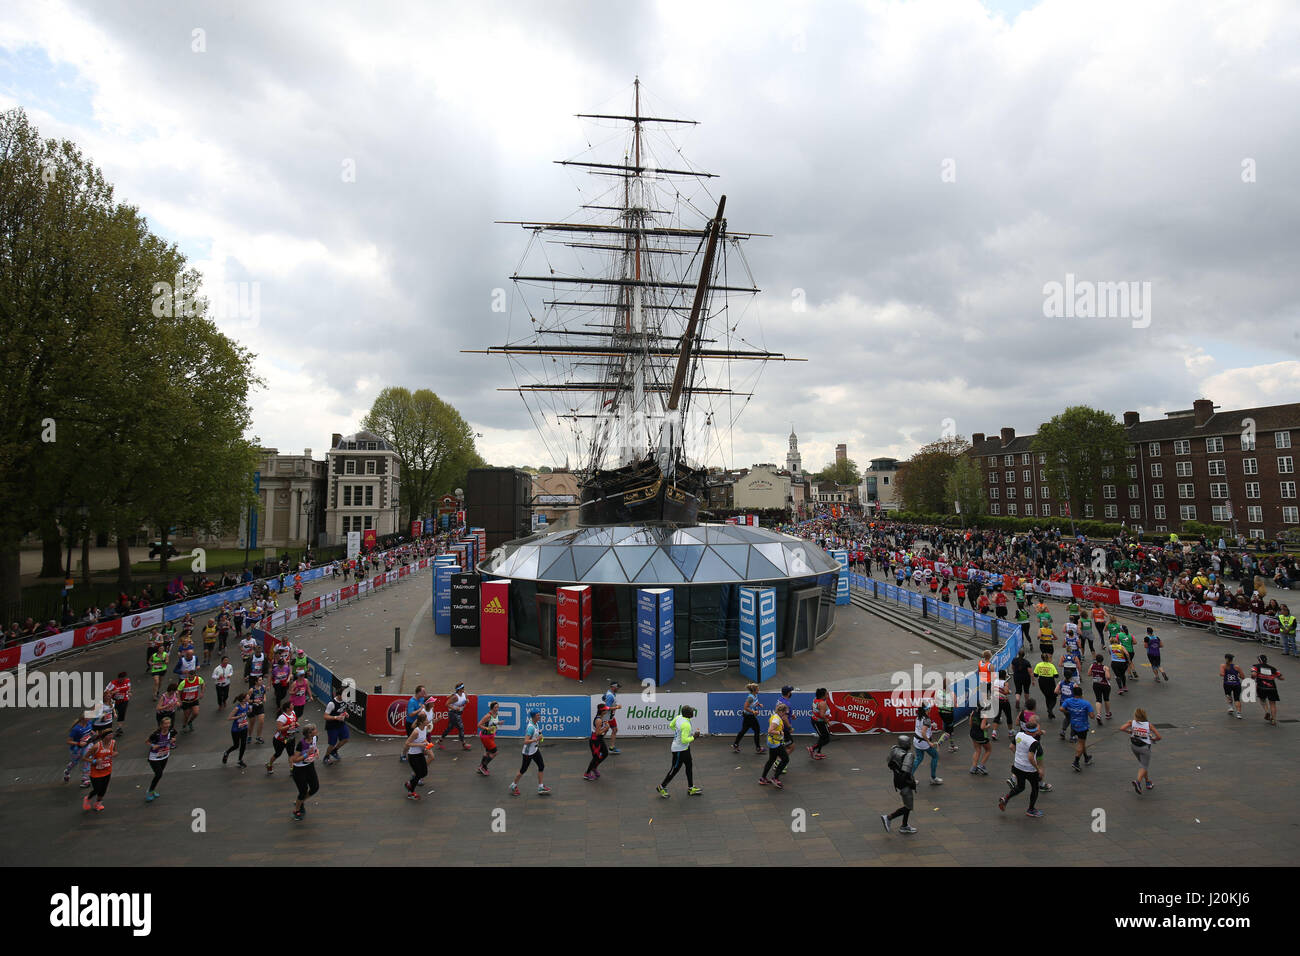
left=1011, top=649, right=1032, bottom=713
left=1033, top=654, right=1059, bottom=719
left=216, top=608, right=231, bottom=655
left=1252, top=654, right=1284, bottom=724
left=249, top=675, right=267, bottom=743
left=156, top=683, right=180, bottom=731
left=438, top=682, right=470, bottom=750
left=145, top=628, right=164, bottom=675
left=106, top=671, right=130, bottom=738
left=1221, top=653, right=1245, bottom=719
left=80, top=728, right=116, bottom=812
left=1090, top=604, right=1108, bottom=647
left=288, top=671, right=312, bottom=720
left=935, top=677, right=958, bottom=753
left=1119, top=708, right=1161, bottom=793
left=212, top=656, right=233, bottom=711
left=1117, top=624, right=1138, bottom=682
left=202, top=618, right=217, bottom=666
left=808, top=688, right=831, bottom=759
left=881, top=735, right=918, bottom=834
left=1109, top=633, right=1131, bottom=695
left=657, top=704, right=703, bottom=797
left=910, top=704, right=942, bottom=785
left=1090, top=654, right=1113, bottom=721
left=145, top=716, right=177, bottom=801
left=779, top=685, right=796, bottom=762
left=731, top=682, right=765, bottom=754
left=510, top=710, right=551, bottom=796
left=177, top=670, right=205, bottom=733
left=992, top=669, right=1013, bottom=740
left=268, top=650, right=289, bottom=710
left=148, top=643, right=169, bottom=699
left=290, top=723, right=320, bottom=821
left=323, top=687, right=350, bottom=765
left=1060, top=683, right=1095, bottom=772
left=998, top=720, right=1045, bottom=818
left=968, top=688, right=992, bottom=776
left=266, top=699, right=298, bottom=775
left=602, top=681, right=622, bottom=754
left=401, top=685, right=426, bottom=763
left=476, top=700, right=500, bottom=775
left=222, top=692, right=251, bottom=768
left=403, top=712, right=432, bottom=799
left=63, top=713, right=95, bottom=787
left=584, top=704, right=610, bottom=780
left=759, top=702, right=791, bottom=790
left=1015, top=604, right=1031, bottom=641
left=240, top=631, right=257, bottom=683
left=1143, top=627, right=1169, bottom=682
left=1037, top=621, right=1056, bottom=658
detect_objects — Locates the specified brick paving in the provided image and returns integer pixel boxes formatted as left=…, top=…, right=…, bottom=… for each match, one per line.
left=2, top=564, right=1297, bottom=866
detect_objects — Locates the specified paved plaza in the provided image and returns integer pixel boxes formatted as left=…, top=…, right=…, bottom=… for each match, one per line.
left=2, top=565, right=1297, bottom=867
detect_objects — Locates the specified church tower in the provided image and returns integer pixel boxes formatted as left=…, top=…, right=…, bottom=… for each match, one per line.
left=786, top=426, right=802, bottom=477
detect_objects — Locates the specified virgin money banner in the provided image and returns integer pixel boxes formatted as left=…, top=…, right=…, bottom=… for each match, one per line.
left=1258, top=615, right=1281, bottom=638
left=74, top=618, right=123, bottom=649
left=120, top=609, right=164, bottom=633
left=1213, top=606, right=1257, bottom=632
left=297, top=598, right=320, bottom=617
left=1073, top=584, right=1120, bottom=605
left=19, top=631, right=78, bottom=664
left=0, top=647, right=20, bottom=670
left=1117, top=591, right=1176, bottom=616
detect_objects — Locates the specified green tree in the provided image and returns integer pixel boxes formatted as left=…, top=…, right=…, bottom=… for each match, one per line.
left=361, top=387, right=480, bottom=523
left=895, top=437, right=970, bottom=514
left=1031, top=406, right=1128, bottom=520
left=944, top=453, right=986, bottom=518
left=815, top=458, right=861, bottom=486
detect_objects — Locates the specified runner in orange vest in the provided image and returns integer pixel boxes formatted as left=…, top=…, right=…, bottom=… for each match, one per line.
left=80, top=729, right=116, bottom=812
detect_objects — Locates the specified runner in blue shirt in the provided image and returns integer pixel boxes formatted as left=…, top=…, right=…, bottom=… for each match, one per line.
left=401, top=684, right=426, bottom=764
left=1060, top=688, right=1095, bottom=772
left=1055, top=677, right=1079, bottom=741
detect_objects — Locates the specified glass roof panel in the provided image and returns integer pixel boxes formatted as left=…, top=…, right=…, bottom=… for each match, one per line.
left=693, top=550, right=739, bottom=582
left=571, top=546, right=606, bottom=579
left=645, top=550, right=687, bottom=583
left=746, top=551, right=785, bottom=580
left=754, top=542, right=789, bottom=575
left=583, top=549, right=630, bottom=583
left=540, top=548, right=576, bottom=581
left=667, top=544, right=704, bottom=579
left=614, top=545, right=658, bottom=580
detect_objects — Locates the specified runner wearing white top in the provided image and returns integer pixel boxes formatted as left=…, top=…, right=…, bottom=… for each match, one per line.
left=439, top=682, right=471, bottom=750
left=403, top=712, right=433, bottom=799
left=1119, top=707, right=1162, bottom=794
left=510, top=710, right=550, bottom=796
left=999, top=723, right=1044, bottom=817
left=910, top=710, right=942, bottom=784
left=211, top=658, right=234, bottom=710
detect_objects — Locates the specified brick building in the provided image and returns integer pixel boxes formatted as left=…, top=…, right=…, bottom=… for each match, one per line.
left=969, top=398, right=1298, bottom=538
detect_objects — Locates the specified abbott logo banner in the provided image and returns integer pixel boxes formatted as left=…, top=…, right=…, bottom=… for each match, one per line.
left=492, top=696, right=589, bottom=738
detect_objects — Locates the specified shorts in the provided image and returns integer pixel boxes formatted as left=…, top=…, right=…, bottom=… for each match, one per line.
left=897, top=785, right=915, bottom=810
left=114, top=701, right=128, bottom=722
left=1224, top=685, right=1241, bottom=700
left=607, top=718, right=618, bottom=732
left=251, top=703, right=265, bottom=717
left=1073, top=728, right=1089, bottom=741
left=519, top=751, right=544, bottom=774
left=1260, top=687, right=1279, bottom=702
left=1131, top=742, right=1151, bottom=769
left=181, top=700, right=198, bottom=712
left=480, top=735, right=497, bottom=754
left=996, top=606, right=1007, bottom=618
left=1013, top=674, right=1031, bottom=693
left=1147, top=655, right=1161, bottom=668
left=1039, top=643, right=1054, bottom=655
left=1093, top=682, right=1111, bottom=702
left=970, top=724, right=989, bottom=744
left=327, top=724, right=350, bottom=746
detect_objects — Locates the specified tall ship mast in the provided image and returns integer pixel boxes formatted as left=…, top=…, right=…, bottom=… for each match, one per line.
left=472, top=79, right=800, bottom=527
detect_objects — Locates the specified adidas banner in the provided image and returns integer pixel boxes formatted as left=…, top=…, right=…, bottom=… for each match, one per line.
left=480, top=580, right=510, bottom=665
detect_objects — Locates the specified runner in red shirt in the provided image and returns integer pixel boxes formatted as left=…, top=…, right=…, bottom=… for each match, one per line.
left=106, top=671, right=131, bottom=738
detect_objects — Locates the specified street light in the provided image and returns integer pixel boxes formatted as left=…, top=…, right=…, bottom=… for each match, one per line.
left=454, top=487, right=464, bottom=531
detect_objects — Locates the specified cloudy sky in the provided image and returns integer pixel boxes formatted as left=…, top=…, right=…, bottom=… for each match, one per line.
left=3, top=0, right=1298, bottom=475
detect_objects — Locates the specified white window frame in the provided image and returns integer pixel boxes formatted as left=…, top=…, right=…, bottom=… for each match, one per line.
left=1279, top=456, right=1295, bottom=474
left=1247, top=506, right=1262, bottom=523
left=1103, top=485, right=1116, bottom=499
left=1245, top=482, right=1261, bottom=499
left=1129, top=504, right=1141, bottom=519
left=1277, top=432, right=1292, bottom=449
left=1282, top=506, right=1298, bottom=524
left=1179, top=505, right=1197, bottom=521
left=1174, top=440, right=1190, bottom=456
left=1205, top=436, right=1224, bottom=453
left=990, top=503, right=1000, bottom=515
left=1152, top=484, right=1164, bottom=499
left=1176, top=461, right=1193, bottom=477
left=1153, top=505, right=1166, bottom=520
left=1282, top=482, right=1297, bottom=499
left=1150, top=463, right=1163, bottom=477
left=1243, top=458, right=1258, bottom=475
left=1148, top=442, right=1161, bottom=457
left=1208, top=460, right=1225, bottom=476
left=1209, top=483, right=1228, bottom=499
left=1178, top=483, right=1195, bottom=499
left=344, top=459, right=356, bottom=475
left=1104, top=504, right=1118, bottom=518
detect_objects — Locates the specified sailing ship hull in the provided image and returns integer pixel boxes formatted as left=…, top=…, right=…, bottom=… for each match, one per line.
left=579, top=458, right=706, bottom=526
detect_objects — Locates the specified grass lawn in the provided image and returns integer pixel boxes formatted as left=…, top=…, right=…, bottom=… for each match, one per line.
left=129, top=548, right=265, bottom=574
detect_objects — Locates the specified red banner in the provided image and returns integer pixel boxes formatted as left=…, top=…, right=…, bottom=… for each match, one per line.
left=556, top=585, right=591, bottom=681
left=0, top=646, right=20, bottom=670
left=362, top=529, right=377, bottom=552
left=340, top=584, right=358, bottom=600
left=828, top=690, right=937, bottom=734
left=480, top=580, right=510, bottom=666
left=1073, top=584, right=1119, bottom=605
left=411, top=520, right=422, bottom=538
left=73, top=618, right=123, bottom=649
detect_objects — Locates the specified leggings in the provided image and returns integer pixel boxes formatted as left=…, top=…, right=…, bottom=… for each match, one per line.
left=271, top=736, right=296, bottom=762
left=225, top=729, right=248, bottom=762
left=762, top=747, right=790, bottom=779
left=1038, top=679, right=1058, bottom=716
left=291, top=764, right=320, bottom=801
left=90, top=774, right=111, bottom=800
left=811, top=719, right=830, bottom=753
left=407, top=752, right=428, bottom=789
left=479, top=742, right=497, bottom=769
left=440, top=711, right=465, bottom=744
left=148, top=758, right=167, bottom=791
left=911, top=746, right=940, bottom=779
left=661, top=749, right=694, bottom=788
left=1112, top=662, right=1128, bottom=690
left=735, top=713, right=763, bottom=749
left=215, top=684, right=230, bottom=708
left=585, top=737, right=609, bottom=774
left=996, top=699, right=1013, bottom=727
left=65, top=748, right=90, bottom=782
left=1006, top=767, right=1040, bottom=809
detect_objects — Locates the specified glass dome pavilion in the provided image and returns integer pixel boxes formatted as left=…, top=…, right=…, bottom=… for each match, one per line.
left=478, top=523, right=843, bottom=666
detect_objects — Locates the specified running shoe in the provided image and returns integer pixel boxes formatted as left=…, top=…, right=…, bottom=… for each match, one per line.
left=969, top=767, right=980, bottom=775
left=929, top=777, right=943, bottom=786
left=899, top=825, right=918, bottom=834
left=772, top=779, right=784, bottom=790
left=976, top=765, right=988, bottom=775
left=291, top=810, right=304, bottom=821
left=82, top=796, right=92, bottom=810
left=265, top=766, right=274, bottom=775
left=63, top=770, right=70, bottom=783
left=657, top=786, right=671, bottom=798
left=998, top=795, right=1007, bottom=812
left=990, top=731, right=997, bottom=741
left=536, top=785, right=552, bottom=795
left=609, top=748, right=621, bottom=755
left=583, top=773, right=595, bottom=781
left=475, top=766, right=488, bottom=776
left=93, top=802, right=105, bottom=812
left=948, top=744, right=959, bottom=752
left=1084, top=755, right=1093, bottom=765
left=807, top=745, right=816, bottom=757
left=407, top=790, right=420, bottom=800
left=463, top=743, right=473, bottom=751
left=1072, top=762, right=1081, bottom=773
left=437, top=741, right=446, bottom=750
left=509, top=785, right=520, bottom=796
left=1059, top=732, right=1066, bottom=740
left=755, top=748, right=765, bottom=754
left=593, top=770, right=600, bottom=777
left=222, top=752, right=229, bottom=765
left=731, top=745, right=741, bottom=753
left=758, top=777, right=770, bottom=786
left=1228, top=707, right=1236, bottom=715
left=238, top=761, right=247, bottom=768
left=255, top=737, right=264, bottom=744
left=1005, top=778, right=1014, bottom=789
left=1132, top=779, right=1142, bottom=794
left=1145, top=781, right=1154, bottom=790
left=1025, top=808, right=1043, bottom=818
left=813, top=753, right=827, bottom=760
left=1235, top=712, right=1243, bottom=719
left=687, top=786, right=703, bottom=796
left=1040, top=783, right=1053, bottom=793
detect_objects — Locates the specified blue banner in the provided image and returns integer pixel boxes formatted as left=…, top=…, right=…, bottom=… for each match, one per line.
left=424, top=518, right=434, bottom=535
left=636, top=589, right=661, bottom=684
left=434, top=564, right=458, bottom=635
left=739, top=586, right=776, bottom=683
left=954, top=605, right=976, bottom=628
left=831, top=550, right=849, bottom=606
left=707, top=691, right=816, bottom=735
left=490, top=695, right=590, bottom=739
left=307, top=657, right=334, bottom=703
left=975, top=614, right=994, bottom=638
left=738, top=588, right=757, bottom=680
left=658, top=588, right=675, bottom=683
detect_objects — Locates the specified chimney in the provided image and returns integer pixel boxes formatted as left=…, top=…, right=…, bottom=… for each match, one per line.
left=1000, top=426, right=1016, bottom=445
left=1123, top=411, right=1139, bottom=427
left=1193, top=398, right=1214, bottom=427
left=972, top=432, right=985, bottom=445
left=835, top=443, right=847, bottom=463
left=331, top=433, right=342, bottom=448
left=304, top=448, right=312, bottom=458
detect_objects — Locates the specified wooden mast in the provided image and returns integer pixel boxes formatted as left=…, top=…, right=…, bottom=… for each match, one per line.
left=665, top=195, right=726, bottom=413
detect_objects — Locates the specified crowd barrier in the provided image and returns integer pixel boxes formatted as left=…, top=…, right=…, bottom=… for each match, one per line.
left=1, top=545, right=436, bottom=672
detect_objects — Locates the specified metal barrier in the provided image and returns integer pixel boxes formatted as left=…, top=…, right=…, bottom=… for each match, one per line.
left=687, top=638, right=729, bottom=676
